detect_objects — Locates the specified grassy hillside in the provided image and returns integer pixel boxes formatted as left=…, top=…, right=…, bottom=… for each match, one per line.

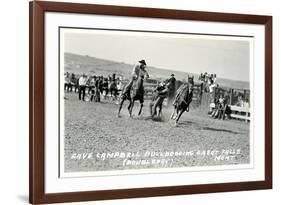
left=64, top=52, right=249, bottom=90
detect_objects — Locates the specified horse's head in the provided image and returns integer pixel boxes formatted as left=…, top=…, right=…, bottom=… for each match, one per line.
left=187, top=75, right=194, bottom=85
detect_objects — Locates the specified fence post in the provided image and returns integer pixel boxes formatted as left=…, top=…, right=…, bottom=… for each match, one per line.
left=199, top=83, right=203, bottom=105
left=229, top=89, right=233, bottom=105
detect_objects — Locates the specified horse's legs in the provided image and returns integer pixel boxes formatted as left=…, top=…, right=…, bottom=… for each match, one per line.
left=151, top=104, right=156, bottom=118
left=158, top=104, right=162, bottom=117
left=127, top=100, right=131, bottom=111
left=138, top=102, right=143, bottom=116
left=118, top=98, right=125, bottom=116
left=175, top=109, right=185, bottom=125
left=151, top=103, right=156, bottom=117
left=149, top=102, right=153, bottom=116
left=110, top=89, right=113, bottom=101
left=174, top=107, right=180, bottom=120
left=170, top=106, right=176, bottom=119
left=129, top=99, right=135, bottom=117
left=152, top=97, right=161, bottom=117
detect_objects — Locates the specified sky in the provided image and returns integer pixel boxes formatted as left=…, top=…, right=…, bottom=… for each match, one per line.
left=63, top=28, right=251, bottom=82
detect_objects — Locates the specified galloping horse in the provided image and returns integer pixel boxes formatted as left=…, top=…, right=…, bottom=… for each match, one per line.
left=118, top=75, right=146, bottom=117
left=170, top=76, right=194, bottom=125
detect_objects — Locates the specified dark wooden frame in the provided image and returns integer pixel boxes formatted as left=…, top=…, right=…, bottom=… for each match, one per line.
left=29, top=1, right=272, bottom=204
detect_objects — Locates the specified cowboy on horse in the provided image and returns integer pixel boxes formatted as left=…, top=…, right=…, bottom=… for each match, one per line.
left=122, top=60, right=149, bottom=95
left=118, top=59, right=150, bottom=117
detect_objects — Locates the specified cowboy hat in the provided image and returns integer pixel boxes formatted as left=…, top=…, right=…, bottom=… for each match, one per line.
left=138, top=59, right=146, bottom=65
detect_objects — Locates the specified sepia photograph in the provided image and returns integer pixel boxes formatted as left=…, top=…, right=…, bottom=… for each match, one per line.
left=59, top=27, right=253, bottom=177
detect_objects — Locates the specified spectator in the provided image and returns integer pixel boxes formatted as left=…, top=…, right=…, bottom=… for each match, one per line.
left=211, top=95, right=224, bottom=119
left=64, top=72, right=70, bottom=92
left=208, top=79, right=216, bottom=93
left=95, top=76, right=101, bottom=102
left=103, top=78, right=109, bottom=98
left=199, top=73, right=203, bottom=81
left=237, top=95, right=244, bottom=107
left=112, top=73, right=116, bottom=81
left=243, top=98, right=250, bottom=108
left=210, top=93, right=231, bottom=120
left=89, top=76, right=96, bottom=101
left=108, top=74, right=112, bottom=83
left=98, top=76, right=104, bottom=99
left=166, top=74, right=176, bottom=106
left=78, top=74, right=88, bottom=101
left=213, top=74, right=217, bottom=83
left=69, top=73, right=76, bottom=92
left=74, top=75, right=80, bottom=93
left=217, top=94, right=225, bottom=119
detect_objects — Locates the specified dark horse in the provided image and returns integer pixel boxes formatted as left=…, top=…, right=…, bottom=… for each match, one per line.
left=118, top=76, right=145, bottom=117
left=170, top=76, right=194, bottom=125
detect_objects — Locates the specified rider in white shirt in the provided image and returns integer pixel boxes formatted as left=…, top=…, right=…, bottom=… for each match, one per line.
left=123, top=59, right=149, bottom=94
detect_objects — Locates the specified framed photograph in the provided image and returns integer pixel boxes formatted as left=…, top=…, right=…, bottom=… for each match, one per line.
left=29, top=1, right=272, bottom=204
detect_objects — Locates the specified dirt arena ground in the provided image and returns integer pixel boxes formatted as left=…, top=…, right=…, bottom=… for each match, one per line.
left=63, top=93, right=250, bottom=173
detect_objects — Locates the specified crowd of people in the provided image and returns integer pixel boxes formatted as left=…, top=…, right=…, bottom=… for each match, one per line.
left=209, top=94, right=231, bottom=120
left=199, top=72, right=217, bottom=84
left=198, top=71, right=250, bottom=120
left=64, top=72, right=123, bottom=102
left=199, top=72, right=224, bottom=119
left=236, top=95, right=250, bottom=108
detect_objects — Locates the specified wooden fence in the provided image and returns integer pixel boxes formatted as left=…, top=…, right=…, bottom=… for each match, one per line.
left=191, top=83, right=203, bottom=107
left=229, top=105, right=250, bottom=121
left=212, top=87, right=251, bottom=122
